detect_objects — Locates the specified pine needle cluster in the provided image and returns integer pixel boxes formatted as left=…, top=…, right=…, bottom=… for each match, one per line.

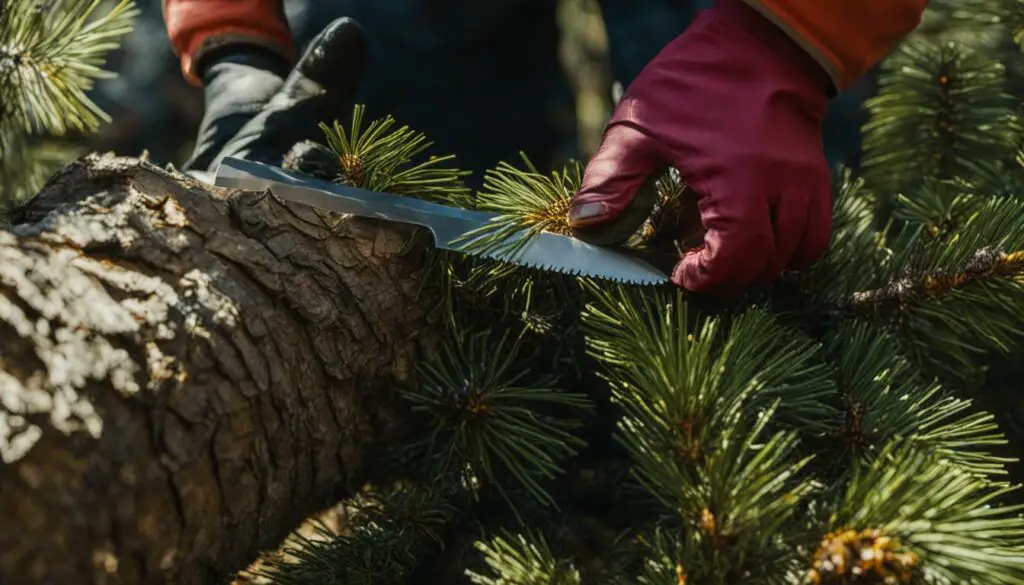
left=282, top=104, right=473, bottom=208
left=400, top=327, right=594, bottom=513
left=0, top=0, right=138, bottom=207
left=252, top=485, right=458, bottom=585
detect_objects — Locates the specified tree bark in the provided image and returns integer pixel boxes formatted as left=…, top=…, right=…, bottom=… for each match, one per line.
left=0, top=154, right=440, bottom=585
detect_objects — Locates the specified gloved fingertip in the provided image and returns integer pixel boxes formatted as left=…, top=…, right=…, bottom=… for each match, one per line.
left=568, top=173, right=658, bottom=244
left=567, top=124, right=664, bottom=243
left=671, top=245, right=706, bottom=291
left=567, top=201, right=611, bottom=226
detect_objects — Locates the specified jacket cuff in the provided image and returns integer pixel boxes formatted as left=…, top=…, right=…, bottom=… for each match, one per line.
left=715, top=0, right=836, bottom=95
left=163, top=0, right=295, bottom=86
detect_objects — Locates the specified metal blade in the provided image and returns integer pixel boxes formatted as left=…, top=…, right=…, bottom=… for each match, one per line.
left=463, top=230, right=672, bottom=285
left=214, top=157, right=670, bottom=285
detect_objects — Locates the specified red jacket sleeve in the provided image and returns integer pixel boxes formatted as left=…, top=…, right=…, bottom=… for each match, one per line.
left=162, top=0, right=929, bottom=91
left=740, top=0, right=930, bottom=90
left=162, top=0, right=295, bottom=86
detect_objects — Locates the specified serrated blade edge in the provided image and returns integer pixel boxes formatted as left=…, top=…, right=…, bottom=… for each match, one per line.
left=449, top=230, right=670, bottom=286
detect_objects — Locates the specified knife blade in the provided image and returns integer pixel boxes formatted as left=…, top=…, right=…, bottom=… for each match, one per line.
left=213, top=157, right=670, bottom=286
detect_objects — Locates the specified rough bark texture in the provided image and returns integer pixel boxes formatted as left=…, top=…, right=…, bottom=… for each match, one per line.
left=0, top=154, right=440, bottom=585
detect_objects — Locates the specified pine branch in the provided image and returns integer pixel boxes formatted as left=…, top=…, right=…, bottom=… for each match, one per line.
left=0, top=0, right=138, bottom=135
left=797, top=193, right=1024, bottom=376
left=399, top=327, right=593, bottom=515
left=0, top=0, right=137, bottom=202
left=452, top=154, right=580, bottom=260
left=814, top=441, right=1024, bottom=585
left=885, top=190, right=1024, bottom=280
left=834, top=245, right=1024, bottom=317
left=286, top=104, right=473, bottom=206
left=691, top=402, right=814, bottom=546
left=582, top=285, right=836, bottom=440
left=618, top=400, right=814, bottom=564
left=818, top=321, right=1010, bottom=476
left=254, top=484, right=456, bottom=585
left=466, top=530, right=581, bottom=585
left=632, top=523, right=796, bottom=585
left=580, top=286, right=827, bottom=578
left=860, top=37, right=1021, bottom=198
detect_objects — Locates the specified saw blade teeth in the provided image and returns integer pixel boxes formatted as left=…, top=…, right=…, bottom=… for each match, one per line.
left=460, top=249, right=665, bottom=286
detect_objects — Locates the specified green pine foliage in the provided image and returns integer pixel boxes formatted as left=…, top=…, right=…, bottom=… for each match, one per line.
left=264, top=5, right=1024, bottom=584
left=0, top=0, right=138, bottom=208
left=7, top=1, right=1024, bottom=583
left=400, top=327, right=593, bottom=513
left=252, top=485, right=459, bottom=585
left=467, top=531, right=581, bottom=585
left=860, top=38, right=1021, bottom=198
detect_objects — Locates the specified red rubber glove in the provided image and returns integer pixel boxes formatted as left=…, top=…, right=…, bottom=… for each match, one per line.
left=569, top=0, right=834, bottom=294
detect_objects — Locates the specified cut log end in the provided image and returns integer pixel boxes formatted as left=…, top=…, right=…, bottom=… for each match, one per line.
left=0, top=153, right=441, bottom=585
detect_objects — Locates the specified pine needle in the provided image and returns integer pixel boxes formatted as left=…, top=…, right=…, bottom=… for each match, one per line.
left=400, top=327, right=593, bottom=514
left=0, top=0, right=137, bottom=203
left=317, top=104, right=473, bottom=206
left=451, top=154, right=580, bottom=260
left=467, top=530, right=581, bottom=585
left=822, top=441, right=1024, bottom=585
left=861, top=37, right=1021, bottom=199
left=819, top=321, right=1011, bottom=476
left=0, top=0, right=139, bottom=136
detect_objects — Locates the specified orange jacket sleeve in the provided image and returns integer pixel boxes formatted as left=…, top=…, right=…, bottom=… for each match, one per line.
left=162, top=0, right=295, bottom=86
left=741, top=0, right=930, bottom=90
left=162, top=0, right=927, bottom=91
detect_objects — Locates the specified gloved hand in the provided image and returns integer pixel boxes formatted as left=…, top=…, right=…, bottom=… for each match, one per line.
left=182, top=17, right=367, bottom=178
left=568, top=0, right=834, bottom=295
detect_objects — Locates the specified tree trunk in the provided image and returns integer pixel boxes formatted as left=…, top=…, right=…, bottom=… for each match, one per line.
left=0, top=154, right=441, bottom=585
